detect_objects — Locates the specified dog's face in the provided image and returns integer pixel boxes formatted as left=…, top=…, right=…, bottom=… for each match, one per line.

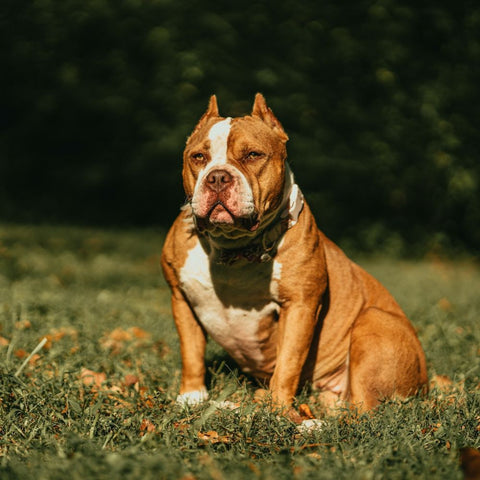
left=183, top=94, right=289, bottom=238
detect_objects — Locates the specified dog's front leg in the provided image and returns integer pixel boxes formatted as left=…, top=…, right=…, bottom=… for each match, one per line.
left=268, top=303, right=321, bottom=408
left=171, top=288, right=208, bottom=405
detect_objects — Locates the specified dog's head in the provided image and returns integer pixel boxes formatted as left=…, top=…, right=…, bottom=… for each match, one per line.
left=183, top=94, right=290, bottom=239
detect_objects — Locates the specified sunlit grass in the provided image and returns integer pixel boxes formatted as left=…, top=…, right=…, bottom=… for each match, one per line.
left=0, top=224, right=478, bottom=479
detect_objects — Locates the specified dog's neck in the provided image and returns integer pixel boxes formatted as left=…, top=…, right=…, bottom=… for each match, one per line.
left=184, top=164, right=304, bottom=264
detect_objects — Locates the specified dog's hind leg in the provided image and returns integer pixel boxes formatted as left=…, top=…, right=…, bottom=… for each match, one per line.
left=347, top=307, right=428, bottom=411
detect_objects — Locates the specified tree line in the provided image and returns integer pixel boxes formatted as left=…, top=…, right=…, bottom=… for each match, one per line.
left=1, top=0, right=479, bottom=253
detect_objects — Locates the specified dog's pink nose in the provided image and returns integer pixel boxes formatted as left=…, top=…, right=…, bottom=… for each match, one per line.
left=206, top=169, right=232, bottom=192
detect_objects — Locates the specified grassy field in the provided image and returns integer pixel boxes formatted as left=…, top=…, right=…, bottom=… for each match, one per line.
left=0, top=224, right=478, bottom=479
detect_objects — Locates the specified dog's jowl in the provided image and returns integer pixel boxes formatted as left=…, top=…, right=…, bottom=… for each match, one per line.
left=161, top=93, right=428, bottom=414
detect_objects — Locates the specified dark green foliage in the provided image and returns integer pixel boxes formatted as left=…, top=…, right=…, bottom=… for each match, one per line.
left=1, top=1, right=479, bottom=252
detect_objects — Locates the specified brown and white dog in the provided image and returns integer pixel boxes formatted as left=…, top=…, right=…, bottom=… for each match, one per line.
left=161, top=93, right=427, bottom=418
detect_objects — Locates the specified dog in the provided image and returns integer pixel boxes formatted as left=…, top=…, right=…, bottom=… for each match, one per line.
left=161, top=93, right=428, bottom=417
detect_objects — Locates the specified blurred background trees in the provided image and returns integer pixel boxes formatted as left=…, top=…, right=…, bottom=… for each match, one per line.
left=1, top=0, right=479, bottom=254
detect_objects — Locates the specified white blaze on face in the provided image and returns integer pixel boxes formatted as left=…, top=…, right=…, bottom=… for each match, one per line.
left=192, top=118, right=232, bottom=196
left=208, top=117, right=231, bottom=165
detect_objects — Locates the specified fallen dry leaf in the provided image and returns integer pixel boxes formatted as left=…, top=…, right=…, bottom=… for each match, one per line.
left=421, top=423, right=442, bottom=435
left=28, top=353, right=41, bottom=366
left=437, top=298, right=452, bottom=312
left=100, top=327, right=151, bottom=354
left=81, top=368, right=107, bottom=389
left=124, top=374, right=140, bottom=387
left=99, top=328, right=133, bottom=354
left=14, top=349, right=27, bottom=359
left=79, top=366, right=156, bottom=413
left=43, top=327, right=78, bottom=350
left=141, top=393, right=155, bottom=409
left=428, top=374, right=465, bottom=408
left=430, top=374, right=453, bottom=391
left=198, top=430, right=232, bottom=444
left=298, top=403, right=315, bottom=420
left=174, top=421, right=190, bottom=432
left=108, top=328, right=133, bottom=342
left=140, top=418, right=156, bottom=435
left=130, top=326, right=149, bottom=339
left=15, top=320, right=32, bottom=330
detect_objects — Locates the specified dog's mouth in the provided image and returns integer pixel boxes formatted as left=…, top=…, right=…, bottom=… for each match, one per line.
left=195, top=201, right=260, bottom=233
left=208, top=201, right=235, bottom=224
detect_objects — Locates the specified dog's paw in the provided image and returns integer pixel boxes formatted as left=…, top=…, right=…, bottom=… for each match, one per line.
left=296, top=418, right=326, bottom=433
left=176, top=388, right=209, bottom=406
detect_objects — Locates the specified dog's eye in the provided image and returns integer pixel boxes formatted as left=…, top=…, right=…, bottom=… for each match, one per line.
left=245, top=151, right=263, bottom=161
left=191, top=153, right=205, bottom=162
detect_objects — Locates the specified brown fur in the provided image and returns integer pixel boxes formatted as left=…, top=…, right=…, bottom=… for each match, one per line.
left=161, top=93, right=428, bottom=412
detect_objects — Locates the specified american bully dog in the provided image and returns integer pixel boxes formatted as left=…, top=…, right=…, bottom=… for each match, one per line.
left=161, top=93, right=427, bottom=419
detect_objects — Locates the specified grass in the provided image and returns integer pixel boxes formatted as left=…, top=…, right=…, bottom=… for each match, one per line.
left=0, top=223, right=479, bottom=479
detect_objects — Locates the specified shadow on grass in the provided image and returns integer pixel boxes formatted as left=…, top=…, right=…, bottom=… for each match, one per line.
left=204, top=351, right=266, bottom=394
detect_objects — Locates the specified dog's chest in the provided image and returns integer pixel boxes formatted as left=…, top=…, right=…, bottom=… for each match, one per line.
left=179, top=239, right=281, bottom=374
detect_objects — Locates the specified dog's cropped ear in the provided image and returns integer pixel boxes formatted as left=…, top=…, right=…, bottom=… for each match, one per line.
left=251, top=93, right=289, bottom=142
left=188, top=95, right=220, bottom=140
left=205, top=95, right=219, bottom=118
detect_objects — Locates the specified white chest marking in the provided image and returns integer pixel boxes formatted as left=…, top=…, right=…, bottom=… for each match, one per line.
left=179, top=240, right=281, bottom=371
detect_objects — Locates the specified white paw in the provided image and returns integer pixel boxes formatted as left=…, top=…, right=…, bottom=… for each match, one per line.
left=176, top=388, right=209, bottom=406
left=296, top=419, right=326, bottom=433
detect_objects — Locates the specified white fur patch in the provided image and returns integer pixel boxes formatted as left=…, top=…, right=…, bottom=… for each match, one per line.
left=271, top=260, right=282, bottom=300
left=176, top=388, right=209, bottom=406
left=179, top=239, right=281, bottom=374
left=208, top=118, right=231, bottom=165
left=296, top=419, right=326, bottom=433
left=280, top=164, right=304, bottom=227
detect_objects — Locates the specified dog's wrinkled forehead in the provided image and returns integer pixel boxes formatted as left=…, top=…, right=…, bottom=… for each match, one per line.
left=186, top=94, right=288, bottom=169
left=192, top=115, right=284, bottom=162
